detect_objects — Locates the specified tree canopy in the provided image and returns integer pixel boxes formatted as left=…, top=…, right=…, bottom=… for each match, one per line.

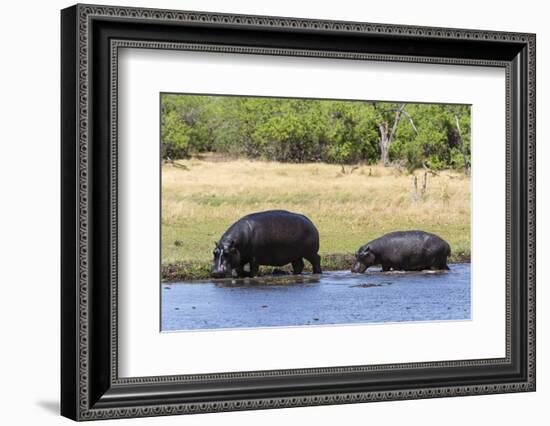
left=161, top=94, right=471, bottom=171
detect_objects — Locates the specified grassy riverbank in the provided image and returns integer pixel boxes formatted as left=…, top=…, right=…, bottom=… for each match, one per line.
left=162, top=253, right=471, bottom=282
left=162, top=157, right=471, bottom=281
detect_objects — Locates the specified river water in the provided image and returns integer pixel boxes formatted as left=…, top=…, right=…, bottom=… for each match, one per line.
left=161, top=263, right=470, bottom=332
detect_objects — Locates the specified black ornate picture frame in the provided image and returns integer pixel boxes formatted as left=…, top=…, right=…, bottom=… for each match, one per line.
left=61, top=4, right=536, bottom=421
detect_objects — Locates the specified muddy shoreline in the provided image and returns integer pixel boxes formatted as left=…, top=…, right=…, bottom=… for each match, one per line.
left=161, top=252, right=471, bottom=282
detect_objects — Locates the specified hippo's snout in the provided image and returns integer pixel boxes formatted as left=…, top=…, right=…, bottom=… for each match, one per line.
left=211, top=268, right=230, bottom=278
left=351, top=261, right=368, bottom=274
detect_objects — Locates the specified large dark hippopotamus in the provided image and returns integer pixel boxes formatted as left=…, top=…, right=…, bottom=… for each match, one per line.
left=211, top=210, right=322, bottom=278
left=351, top=230, right=451, bottom=273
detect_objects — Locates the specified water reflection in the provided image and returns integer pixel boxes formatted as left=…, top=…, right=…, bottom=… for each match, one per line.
left=162, top=264, right=470, bottom=331
left=212, top=274, right=322, bottom=287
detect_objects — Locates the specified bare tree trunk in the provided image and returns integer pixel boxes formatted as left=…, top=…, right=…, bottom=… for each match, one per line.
left=389, top=105, right=405, bottom=142
left=378, top=104, right=407, bottom=166
left=379, top=121, right=390, bottom=166
left=421, top=171, right=428, bottom=199
left=454, top=115, right=470, bottom=174
left=375, top=103, right=421, bottom=167
left=412, top=175, right=418, bottom=203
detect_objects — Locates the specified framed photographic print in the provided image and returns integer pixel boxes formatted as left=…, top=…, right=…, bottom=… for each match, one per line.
left=61, top=3, right=536, bottom=421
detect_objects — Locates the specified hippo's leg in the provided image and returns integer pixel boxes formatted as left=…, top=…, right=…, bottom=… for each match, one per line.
left=381, top=263, right=391, bottom=272
left=249, top=260, right=259, bottom=277
left=291, top=258, right=304, bottom=275
left=234, top=259, right=259, bottom=277
left=432, top=253, right=449, bottom=270
left=438, top=258, right=450, bottom=270
left=235, top=265, right=249, bottom=278
left=305, top=253, right=322, bottom=274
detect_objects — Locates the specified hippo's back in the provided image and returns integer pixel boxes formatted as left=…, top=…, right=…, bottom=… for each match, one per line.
left=378, top=230, right=444, bottom=244
left=244, top=210, right=318, bottom=242
left=242, top=210, right=319, bottom=263
left=374, top=230, right=449, bottom=251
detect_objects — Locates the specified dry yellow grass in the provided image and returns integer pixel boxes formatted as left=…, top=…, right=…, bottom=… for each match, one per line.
left=162, top=158, right=470, bottom=267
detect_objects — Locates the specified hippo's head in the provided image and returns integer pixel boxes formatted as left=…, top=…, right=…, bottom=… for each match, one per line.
left=351, top=245, right=375, bottom=273
left=211, top=240, right=241, bottom=278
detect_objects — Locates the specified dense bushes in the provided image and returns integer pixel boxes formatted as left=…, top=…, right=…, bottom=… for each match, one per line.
left=161, top=94, right=470, bottom=170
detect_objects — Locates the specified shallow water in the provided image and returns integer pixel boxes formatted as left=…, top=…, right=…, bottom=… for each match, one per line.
left=161, top=263, right=470, bottom=331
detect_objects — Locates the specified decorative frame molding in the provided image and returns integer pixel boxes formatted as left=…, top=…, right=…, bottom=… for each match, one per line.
left=61, top=4, right=535, bottom=421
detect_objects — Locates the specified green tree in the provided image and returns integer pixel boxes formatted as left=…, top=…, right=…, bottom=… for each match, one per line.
left=160, top=94, right=471, bottom=172
left=161, top=108, right=190, bottom=159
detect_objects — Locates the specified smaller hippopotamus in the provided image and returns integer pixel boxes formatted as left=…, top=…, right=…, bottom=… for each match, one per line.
left=211, top=210, right=322, bottom=278
left=351, top=230, right=451, bottom=273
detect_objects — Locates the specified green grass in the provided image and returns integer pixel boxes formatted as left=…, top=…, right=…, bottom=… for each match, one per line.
left=162, top=157, right=471, bottom=280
